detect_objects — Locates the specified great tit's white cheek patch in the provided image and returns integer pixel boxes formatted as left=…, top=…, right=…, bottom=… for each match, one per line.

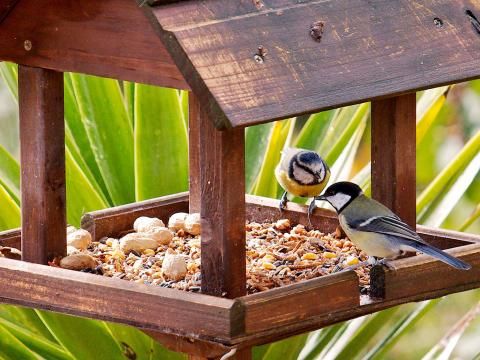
left=328, top=193, right=351, bottom=210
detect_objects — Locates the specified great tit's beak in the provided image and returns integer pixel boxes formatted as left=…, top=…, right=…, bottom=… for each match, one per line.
left=316, top=195, right=327, bottom=201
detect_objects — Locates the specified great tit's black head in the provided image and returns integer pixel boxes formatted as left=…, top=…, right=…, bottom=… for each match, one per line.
left=317, top=181, right=362, bottom=213
left=288, top=151, right=328, bottom=185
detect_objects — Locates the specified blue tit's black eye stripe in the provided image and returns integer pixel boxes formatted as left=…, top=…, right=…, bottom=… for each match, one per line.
left=289, top=158, right=322, bottom=185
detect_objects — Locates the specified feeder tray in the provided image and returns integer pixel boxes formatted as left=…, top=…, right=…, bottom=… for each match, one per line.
left=0, top=0, right=480, bottom=358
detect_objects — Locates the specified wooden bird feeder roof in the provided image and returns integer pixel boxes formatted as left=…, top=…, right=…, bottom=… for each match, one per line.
left=142, top=0, right=480, bottom=128
left=1, top=0, right=480, bottom=358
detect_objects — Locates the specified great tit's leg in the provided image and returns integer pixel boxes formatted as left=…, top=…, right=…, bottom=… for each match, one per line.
left=376, top=257, right=395, bottom=270
left=279, top=191, right=288, bottom=212
left=307, top=198, right=317, bottom=228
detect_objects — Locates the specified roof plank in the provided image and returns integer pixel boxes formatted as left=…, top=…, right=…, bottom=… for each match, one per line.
left=145, top=0, right=480, bottom=128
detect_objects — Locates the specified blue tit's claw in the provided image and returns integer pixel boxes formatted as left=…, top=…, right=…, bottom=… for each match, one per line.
left=279, top=192, right=288, bottom=212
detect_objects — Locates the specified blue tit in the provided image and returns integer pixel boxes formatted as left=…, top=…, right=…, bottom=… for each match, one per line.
left=275, top=147, right=330, bottom=223
left=317, top=181, right=471, bottom=270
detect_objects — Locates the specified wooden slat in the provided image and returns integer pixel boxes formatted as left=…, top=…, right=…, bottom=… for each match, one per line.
left=371, top=94, right=417, bottom=227
left=19, top=66, right=66, bottom=264
left=0, top=228, right=20, bottom=249
left=193, top=94, right=247, bottom=299
left=81, top=192, right=189, bottom=241
left=0, top=0, right=18, bottom=23
left=417, top=225, right=480, bottom=249
left=145, top=0, right=480, bottom=128
left=0, top=257, right=238, bottom=340
left=370, top=243, right=480, bottom=299
left=240, top=271, right=359, bottom=334
left=188, top=92, right=201, bottom=213
left=0, top=0, right=187, bottom=89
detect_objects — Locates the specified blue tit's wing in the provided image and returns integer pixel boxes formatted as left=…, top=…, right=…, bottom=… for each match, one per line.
left=351, top=215, right=426, bottom=244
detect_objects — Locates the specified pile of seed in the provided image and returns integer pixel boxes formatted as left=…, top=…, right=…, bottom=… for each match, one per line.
left=52, top=214, right=371, bottom=294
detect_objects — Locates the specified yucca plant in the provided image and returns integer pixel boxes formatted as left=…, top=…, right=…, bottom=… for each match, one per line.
left=0, top=61, right=479, bottom=359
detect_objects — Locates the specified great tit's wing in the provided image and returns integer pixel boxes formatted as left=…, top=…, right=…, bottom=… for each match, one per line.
left=351, top=215, right=426, bottom=244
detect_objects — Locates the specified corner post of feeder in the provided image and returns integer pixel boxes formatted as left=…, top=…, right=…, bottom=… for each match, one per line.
left=371, top=94, right=416, bottom=227
left=189, top=93, right=246, bottom=298
left=189, top=94, right=251, bottom=359
left=19, top=65, right=66, bottom=264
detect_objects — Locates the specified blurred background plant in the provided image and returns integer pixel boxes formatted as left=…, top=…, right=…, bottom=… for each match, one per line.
left=0, top=61, right=478, bottom=359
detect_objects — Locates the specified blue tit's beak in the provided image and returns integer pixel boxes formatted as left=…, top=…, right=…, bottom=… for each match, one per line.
left=314, top=172, right=324, bottom=183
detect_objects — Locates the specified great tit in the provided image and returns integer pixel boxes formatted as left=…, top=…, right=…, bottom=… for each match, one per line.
left=317, top=181, right=471, bottom=270
left=275, top=147, right=330, bottom=222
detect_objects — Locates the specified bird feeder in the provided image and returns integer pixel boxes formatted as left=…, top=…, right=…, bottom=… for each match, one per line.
left=1, top=0, right=480, bottom=358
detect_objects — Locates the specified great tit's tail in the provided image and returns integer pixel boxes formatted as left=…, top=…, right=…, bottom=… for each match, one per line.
left=409, top=242, right=471, bottom=270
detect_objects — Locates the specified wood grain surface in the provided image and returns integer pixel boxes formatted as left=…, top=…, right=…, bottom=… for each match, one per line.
left=19, top=66, right=66, bottom=264
left=147, top=0, right=480, bottom=128
left=240, top=271, right=359, bottom=334
left=193, top=94, right=247, bottom=299
left=370, top=242, right=480, bottom=299
left=0, top=0, right=18, bottom=23
left=0, top=0, right=187, bottom=88
left=371, top=94, right=417, bottom=227
left=0, top=257, right=238, bottom=340
left=81, top=192, right=189, bottom=241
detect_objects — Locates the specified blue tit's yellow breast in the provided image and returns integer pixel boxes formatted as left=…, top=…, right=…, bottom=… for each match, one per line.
left=275, top=167, right=329, bottom=198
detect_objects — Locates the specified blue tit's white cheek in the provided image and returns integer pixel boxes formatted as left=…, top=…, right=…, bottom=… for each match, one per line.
left=292, top=163, right=314, bottom=185
left=327, top=193, right=351, bottom=210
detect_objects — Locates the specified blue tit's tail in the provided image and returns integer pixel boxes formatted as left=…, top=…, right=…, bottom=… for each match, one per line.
left=409, top=242, right=471, bottom=270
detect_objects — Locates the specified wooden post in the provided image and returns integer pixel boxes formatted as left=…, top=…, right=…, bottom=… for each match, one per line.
left=19, top=66, right=66, bottom=264
left=371, top=94, right=416, bottom=227
left=189, top=94, right=250, bottom=359
left=189, top=92, right=201, bottom=213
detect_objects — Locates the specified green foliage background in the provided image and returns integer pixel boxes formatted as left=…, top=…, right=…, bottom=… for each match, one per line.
left=0, top=62, right=479, bottom=359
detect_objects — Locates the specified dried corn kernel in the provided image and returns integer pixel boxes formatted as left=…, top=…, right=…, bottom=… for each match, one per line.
left=346, top=255, right=359, bottom=266
left=262, top=262, right=276, bottom=270
left=302, top=252, right=318, bottom=260
left=263, top=254, right=276, bottom=262
left=323, top=252, right=336, bottom=259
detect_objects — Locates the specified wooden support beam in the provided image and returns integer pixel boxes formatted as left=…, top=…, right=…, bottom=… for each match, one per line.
left=190, top=94, right=250, bottom=359
left=371, top=94, right=417, bottom=227
left=192, top=93, right=246, bottom=299
left=188, top=92, right=201, bottom=213
left=19, top=66, right=66, bottom=264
